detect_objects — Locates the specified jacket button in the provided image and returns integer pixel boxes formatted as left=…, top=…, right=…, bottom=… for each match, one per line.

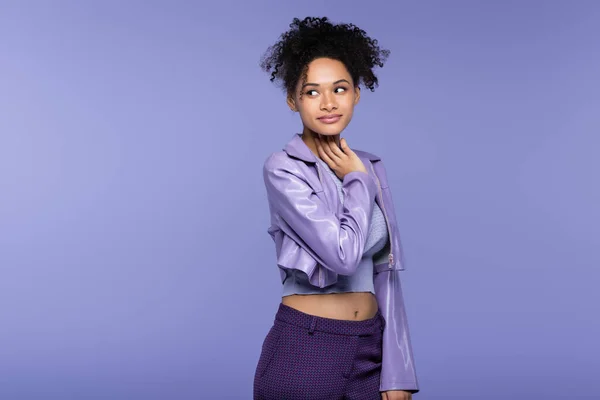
left=388, top=253, right=394, bottom=267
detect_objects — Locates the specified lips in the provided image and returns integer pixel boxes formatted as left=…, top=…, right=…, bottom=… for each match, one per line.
left=318, top=114, right=342, bottom=124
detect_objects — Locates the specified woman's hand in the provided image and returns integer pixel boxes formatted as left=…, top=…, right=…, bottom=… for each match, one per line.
left=315, top=135, right=367, bottom=180
left=381, top=390, right=413, bottom=400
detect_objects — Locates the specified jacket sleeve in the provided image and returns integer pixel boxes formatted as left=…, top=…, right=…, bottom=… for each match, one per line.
left=374, top=270, right=419, bottom=392
left=373, top=158, right=419, bottom=392
left=263, top=154, right=378, bottom=276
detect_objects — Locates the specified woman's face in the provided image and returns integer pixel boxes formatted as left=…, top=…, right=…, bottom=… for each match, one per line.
left=287, top=57, right=360, bottom=137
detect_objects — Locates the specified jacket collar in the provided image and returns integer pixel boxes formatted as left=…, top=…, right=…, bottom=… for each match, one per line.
left=283, top=133, right=381, bottom=163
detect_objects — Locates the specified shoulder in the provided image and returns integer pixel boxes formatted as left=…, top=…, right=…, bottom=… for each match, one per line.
left=263, top=150, right=296, bottom=173
left=352, top=148, right=383, bottom=163
left=262, top=151, right=312, bottom=186
left=352, top=147, right=391, bottom=185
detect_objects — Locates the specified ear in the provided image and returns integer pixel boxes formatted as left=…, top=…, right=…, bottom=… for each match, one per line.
left=286, top=94, right=297, bottom=112
left=353, top=86, right=361, bottom=105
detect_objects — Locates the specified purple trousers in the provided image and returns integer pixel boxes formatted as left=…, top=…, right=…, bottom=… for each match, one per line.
left=253, top=303, right=385, bottom=400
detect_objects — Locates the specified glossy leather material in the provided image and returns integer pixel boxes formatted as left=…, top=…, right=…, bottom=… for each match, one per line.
left=263, top=133, right=419, bottom=393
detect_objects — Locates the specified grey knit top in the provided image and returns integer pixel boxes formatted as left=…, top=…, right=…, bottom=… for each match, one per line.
left=282, top=157, right=389, bottom=296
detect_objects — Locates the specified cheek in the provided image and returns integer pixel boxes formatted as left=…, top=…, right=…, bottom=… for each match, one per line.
left=299, top=112, right=317, bottom=127
left=342, top=95, right=357, bottom=108
left=297, top=101, right=318, bottom=118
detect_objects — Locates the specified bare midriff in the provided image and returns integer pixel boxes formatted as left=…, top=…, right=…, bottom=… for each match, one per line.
left=281, top=292, right=379, bottom=321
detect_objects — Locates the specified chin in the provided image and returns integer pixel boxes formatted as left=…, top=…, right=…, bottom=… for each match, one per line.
left=316, top=131, right=341, bottom=136
left=310, top=124, right=348, bottom=136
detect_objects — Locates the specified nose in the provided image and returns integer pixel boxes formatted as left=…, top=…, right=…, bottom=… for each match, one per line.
left=320, top=92, right=337, bottom=112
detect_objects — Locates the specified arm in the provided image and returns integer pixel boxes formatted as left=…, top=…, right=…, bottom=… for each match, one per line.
left=263, top=154, right=378, bottom=276
left=374, top=269, right=419, bottom=393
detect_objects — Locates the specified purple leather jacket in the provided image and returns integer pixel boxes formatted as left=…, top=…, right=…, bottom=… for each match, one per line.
left=262, top=133, right=419, bottom=393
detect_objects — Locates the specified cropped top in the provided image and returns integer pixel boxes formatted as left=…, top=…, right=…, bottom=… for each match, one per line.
left=281, top=157, right=390, bottom=296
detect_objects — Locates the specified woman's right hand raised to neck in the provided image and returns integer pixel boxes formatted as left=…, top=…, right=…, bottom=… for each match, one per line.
left=314, top=135, right=368, bottom=180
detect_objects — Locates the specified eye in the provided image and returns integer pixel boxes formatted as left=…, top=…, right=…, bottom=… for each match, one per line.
left=306, top=89, right=318, bottom=96
left=335, top=87, right=347, bottom=93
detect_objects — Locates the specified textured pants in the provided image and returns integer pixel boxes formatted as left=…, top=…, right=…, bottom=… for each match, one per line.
left=253, top=303, right=385, bottom=400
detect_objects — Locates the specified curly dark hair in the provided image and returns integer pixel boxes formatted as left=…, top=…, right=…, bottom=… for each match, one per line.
left=260, top=16, right=390, bottom=96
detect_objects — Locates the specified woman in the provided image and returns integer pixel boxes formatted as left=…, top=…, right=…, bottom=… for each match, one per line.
left=255, top=17, right=419, bottom=400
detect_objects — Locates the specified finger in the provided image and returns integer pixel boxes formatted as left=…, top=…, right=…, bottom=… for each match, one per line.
left=326, top=134, right=340, bottom=152
left=340, top=137, right=351, bottom=153
left=326, top=135, right=345, bottom=160
left=328, top=137, right=346, bottom=159
left=319, top=135, right=340, bottom=163
left=315, top=136, right=336, bottom=166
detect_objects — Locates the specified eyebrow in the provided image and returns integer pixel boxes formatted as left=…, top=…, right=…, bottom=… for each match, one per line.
left=301, top=79, right=351, bottom=89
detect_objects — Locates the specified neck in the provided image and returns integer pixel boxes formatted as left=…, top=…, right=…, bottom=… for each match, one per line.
left=301, top=128, right=341, bottom=158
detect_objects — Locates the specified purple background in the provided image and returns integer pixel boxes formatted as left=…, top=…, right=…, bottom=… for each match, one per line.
left=1, top=1, right=599, bottom=399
